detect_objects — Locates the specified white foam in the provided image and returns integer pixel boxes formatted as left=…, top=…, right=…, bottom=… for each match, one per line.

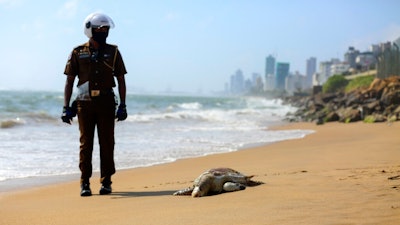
left=0, top=93, right=312, bottom=187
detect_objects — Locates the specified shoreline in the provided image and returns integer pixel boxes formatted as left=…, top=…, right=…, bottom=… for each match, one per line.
left=1, top=121, right=399, bottom=225
left=0, top=120, right=304, bottom=193
left=0, top=173, right=80, bottom=193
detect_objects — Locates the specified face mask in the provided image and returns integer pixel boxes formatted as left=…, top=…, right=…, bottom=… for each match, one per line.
left=92, top=31, right=108, bottom=45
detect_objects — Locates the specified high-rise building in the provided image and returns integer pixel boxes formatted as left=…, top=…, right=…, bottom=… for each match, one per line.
left=275, top=62, right=290, bottom=90
left=230, top=69, right=244, bottom=94
left=265, top=55, right=276, bottom=76
left=306, top=57, right=317, bottom=88
left=265, top=55, right=276, bottom=91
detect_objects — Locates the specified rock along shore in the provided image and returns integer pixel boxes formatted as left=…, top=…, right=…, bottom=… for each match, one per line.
left=283, top=76, right=400, bottom=124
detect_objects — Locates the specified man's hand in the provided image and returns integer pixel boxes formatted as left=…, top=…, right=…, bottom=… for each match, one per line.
left=116, top=103, right=127, bottom=121
left=61, top=104, right=77, bottom=124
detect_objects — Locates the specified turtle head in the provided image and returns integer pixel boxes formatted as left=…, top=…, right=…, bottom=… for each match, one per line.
left=191, top=184, right=210, bottom=197
left=191, top=186, right=202, bottom=197
left=191, top=176, right=212, bottom=197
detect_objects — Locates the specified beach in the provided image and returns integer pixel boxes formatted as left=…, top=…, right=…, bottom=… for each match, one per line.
left=1, top=121, right=399, bottom=225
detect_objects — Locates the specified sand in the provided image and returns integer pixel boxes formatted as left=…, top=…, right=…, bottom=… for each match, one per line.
left=1, top=122, right=399, bottom=225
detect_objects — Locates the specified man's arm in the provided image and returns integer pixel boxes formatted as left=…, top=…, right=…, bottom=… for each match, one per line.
left=115, top=75, right=127, bottom=121
left=116, top=75, right=126, bottom=104
left=61, top=75, right=76, bottom=124
left=64, top=75, right=76, bottom=106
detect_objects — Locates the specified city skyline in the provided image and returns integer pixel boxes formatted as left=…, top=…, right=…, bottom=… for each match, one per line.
left=226, top=40, right=393, bottom=94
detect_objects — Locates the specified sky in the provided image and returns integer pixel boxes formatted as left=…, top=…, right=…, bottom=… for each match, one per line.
left=1, top=0, right=400, bottom=94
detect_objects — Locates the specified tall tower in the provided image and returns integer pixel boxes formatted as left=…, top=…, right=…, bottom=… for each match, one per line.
left=265, top=55, right=276, bottom=76
left=265, top=55, right=276, bottom=91
left=306, top=57, right=317, bottom=88
left=275, top=62, right=290, bottom=90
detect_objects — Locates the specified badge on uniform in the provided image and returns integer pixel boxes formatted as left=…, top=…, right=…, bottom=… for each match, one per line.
left=91, top=90, right=100, bottom=97
left=79, top=51, right=90, bottom=59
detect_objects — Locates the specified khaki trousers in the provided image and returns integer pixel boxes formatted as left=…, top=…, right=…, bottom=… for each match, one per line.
left=77, top=95, right=116, bottom=184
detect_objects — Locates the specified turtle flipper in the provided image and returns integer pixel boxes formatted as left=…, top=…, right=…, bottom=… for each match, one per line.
left=223, top=182, right=246, bottom=192
left=173, top=187, right=194, bottom=196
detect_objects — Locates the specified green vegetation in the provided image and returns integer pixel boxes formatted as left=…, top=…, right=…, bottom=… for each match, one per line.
left=322, top=75, right=349, bottom=93
left=345, top=75, right=374, bottom=92
left=323, top=74, right=375, bottom=94
left=363, top=115, right=376, bottom=123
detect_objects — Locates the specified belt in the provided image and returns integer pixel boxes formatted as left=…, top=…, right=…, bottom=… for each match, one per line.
left=91, top=89, right=114, bottom=97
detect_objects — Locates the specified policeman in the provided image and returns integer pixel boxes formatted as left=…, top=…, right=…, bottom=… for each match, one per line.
left=62, top=12, right=128, bottom=197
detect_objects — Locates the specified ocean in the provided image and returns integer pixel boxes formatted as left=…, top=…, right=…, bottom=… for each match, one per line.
left=0, top=90, right=314, bottom=190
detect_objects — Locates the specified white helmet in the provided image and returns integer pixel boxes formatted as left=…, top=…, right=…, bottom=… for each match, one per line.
left=83, top=12, right=115, bottom=38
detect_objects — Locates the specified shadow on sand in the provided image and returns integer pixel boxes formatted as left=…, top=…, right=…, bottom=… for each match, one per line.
left=110, top=190, right=176, bottom=198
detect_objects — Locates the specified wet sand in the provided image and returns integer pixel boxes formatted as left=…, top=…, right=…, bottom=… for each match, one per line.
left=1, top=122, right=399, bottom=225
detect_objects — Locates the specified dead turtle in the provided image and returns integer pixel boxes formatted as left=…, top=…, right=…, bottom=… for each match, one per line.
left=173, top=167, right=264, bottom=197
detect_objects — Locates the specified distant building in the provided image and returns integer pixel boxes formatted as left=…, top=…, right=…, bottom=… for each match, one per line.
left=313, top=72, right=321, bottom=86
left=275, top=62, right=290, bottom=90
left=265, top=55, right=276, bottom=76
left=251, top=73, right=261, bottom=86
left=244, top=78, right=252, bottom=92
left=253, top=75, right=264, bottom=93
left=230, top=69, right=245, bottom=94
left=344, top=46, right=360, bottom=69
left=285, top=71, right=306, bottom=94
left=249, top=72, right=263, bottom=93
left=331, top=62, right=350, bottom=75
left=264, top=55, right=276, bottom=91
left=319, top=58, right=340, bottom=84
left=265, top=74, right=275, bottom=91
left=370, top=44, right=381, bottom=57
left=356, top=52, right=376, bottom=70
left=306, top=57, right=317, bottom=88
left=319, top=62, right=331, bottom=84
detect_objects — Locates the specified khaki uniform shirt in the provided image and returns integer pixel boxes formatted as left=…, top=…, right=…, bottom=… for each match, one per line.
left=64, top=42, right=127, bottom=95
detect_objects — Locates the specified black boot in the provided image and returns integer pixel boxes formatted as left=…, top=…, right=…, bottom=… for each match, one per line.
left=99, top=183, right=112, bottom=195
left=80, top=183, right=92, bottom=197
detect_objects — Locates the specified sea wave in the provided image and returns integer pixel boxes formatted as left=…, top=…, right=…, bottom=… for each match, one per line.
left=128, top=110, right=212, bottom=123
left=0, top=118, right=25, bottom=128
left=127, top=106, right=284, bottom=124
left=0, top=91, right=309, bottom=185
left=176, top=102, right=203, bottom=110
left=0, top=111, right=58, bottom=128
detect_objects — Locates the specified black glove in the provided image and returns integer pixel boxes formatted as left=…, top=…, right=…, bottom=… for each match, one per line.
left=61, top=101, right=77, bottom=124
left=116, top=103, right=128, bottom=121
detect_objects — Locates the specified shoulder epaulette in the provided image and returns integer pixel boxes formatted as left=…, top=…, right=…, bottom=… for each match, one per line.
left=73, top=42, right=90, bottom=51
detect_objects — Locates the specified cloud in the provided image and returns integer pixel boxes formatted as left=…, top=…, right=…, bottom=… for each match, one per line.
left=57, top=0, right=79, bottom=19
left=0, top=0, right=22, bottom=8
